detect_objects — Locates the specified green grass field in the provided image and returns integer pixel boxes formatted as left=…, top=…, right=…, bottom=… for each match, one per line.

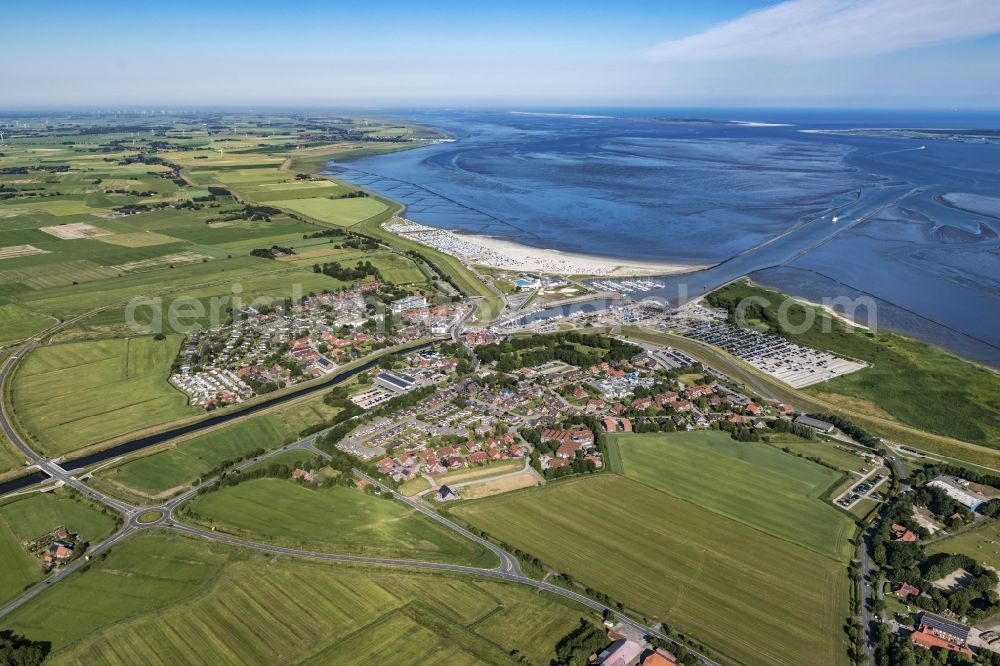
left=104, top=415, right=295, bottom=498
left=452, top=473, right=850, bottom=666
left=5, top=531, right=587, bottom=665
left=187, top=478, right=494, bottom=565
left=0, top=490, right=118, bottom=605
left=269, top=196, right=387, bottom=227
left=767, top=437, right=871, bottom=474
left=925, top=519, right=1000, bottom=570
left=0, top=428, right=23, bottom=476
left=610, top=431, right=856, bottom=562
left=11, top=335, right=196, bottom=456
left=0, top=303, right=55, bottom=346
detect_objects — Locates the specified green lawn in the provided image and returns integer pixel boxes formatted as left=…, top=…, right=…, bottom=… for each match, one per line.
left=6, top=531, right=587, bottom=665
left=610, top=431, right=856, bottom=562
left=925, top=519, right=1000, bottom=570
left=11, top=335, right=196, bottom=456
left=186, top=478, right=494, bottom=565
left=0, top=490, right=119, bottom=605
left=399, top=475, right=432, bottom=497
left=452, top=474, right=851, bottom=666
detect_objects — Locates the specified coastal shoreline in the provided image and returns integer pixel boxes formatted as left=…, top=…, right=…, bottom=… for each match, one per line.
left=460, top=232, right=712, bottom=277
left=380, top=217, right=710, bottom=277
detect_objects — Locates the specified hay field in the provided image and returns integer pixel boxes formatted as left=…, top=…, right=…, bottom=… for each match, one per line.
left=4, top=531, right=586, bottom=665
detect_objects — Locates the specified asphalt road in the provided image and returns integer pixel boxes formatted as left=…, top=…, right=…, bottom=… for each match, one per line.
left=857, top=454, right=909, bottom=663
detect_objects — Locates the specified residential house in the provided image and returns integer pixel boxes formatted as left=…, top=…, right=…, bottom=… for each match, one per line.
left=556, top=441, right=581, bottom=459
left=436, top=485, right=459, bottom=501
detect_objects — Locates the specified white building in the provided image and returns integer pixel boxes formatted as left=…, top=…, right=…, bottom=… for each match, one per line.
left=928, top=476, right=989, bottom=511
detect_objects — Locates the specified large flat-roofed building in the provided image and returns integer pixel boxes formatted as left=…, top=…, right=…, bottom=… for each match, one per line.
left=928, top=475, right=989, bottom=511
left=794, top=414, right=835, bottom=433
left=375, top=371, right=417, bottom=394
left=390, top=295, right=427, bottom=313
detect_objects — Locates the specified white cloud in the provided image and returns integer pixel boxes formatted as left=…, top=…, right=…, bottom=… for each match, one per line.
left=646, top=0, right=1000, bottom=61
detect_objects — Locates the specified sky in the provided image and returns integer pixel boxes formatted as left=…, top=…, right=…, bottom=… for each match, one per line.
left=3, top=0, right=1000, bottom=109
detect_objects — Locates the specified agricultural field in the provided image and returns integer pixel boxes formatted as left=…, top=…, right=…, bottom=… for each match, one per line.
left=457, top=472, right=541, bottom=500
left=3, top=531, right=587, bottom=665
left=452, top=474, right=851, bottom=666
left=185, top=478, right=493, bottom=565
left=925, top=520, right=1000, bottom=570
left=10, top=335, right=195, bottom=456
left=0, top=303, right=55, bottom=346
left=268, top=196, right=388, bottom=227
left=0, top=490, right=119, bottom=605
left=609, top=431, right=856, bottom=562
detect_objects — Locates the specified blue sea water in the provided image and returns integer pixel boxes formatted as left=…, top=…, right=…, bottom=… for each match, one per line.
left=325, top=109, right=1000, bottom=368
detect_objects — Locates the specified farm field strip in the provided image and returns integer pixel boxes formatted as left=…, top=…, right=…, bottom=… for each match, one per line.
left=452, top=474, right=850, bottom=666
left=610, top=431, right=856, bottom=562
left=3, top=531, right=584, bottom=664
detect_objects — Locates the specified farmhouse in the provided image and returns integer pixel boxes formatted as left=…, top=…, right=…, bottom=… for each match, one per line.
left=928, top=476, right=989, bottom=511
left=794, top=415, right=835, bottom=433
left=593, top=638, right=644, bottom=666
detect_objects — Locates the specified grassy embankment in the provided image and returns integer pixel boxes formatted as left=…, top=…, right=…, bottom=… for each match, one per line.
left=92, top=393, right=339, bottom=501
left=3, top=530, right=590, bottom=665
left=704, top=279, right=1000, bottom=446
left=452, top=430, right=855, bottom=666
left=621, top=324, right=1000, bottom=471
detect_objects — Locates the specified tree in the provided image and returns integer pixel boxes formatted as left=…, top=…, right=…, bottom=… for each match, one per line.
left=0, top=631, right=49, bottom=666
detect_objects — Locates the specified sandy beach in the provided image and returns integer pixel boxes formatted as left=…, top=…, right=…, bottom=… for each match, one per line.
left=464, top=233, right=710, bottom=276
left=383, top=217, right=708, bottom=276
